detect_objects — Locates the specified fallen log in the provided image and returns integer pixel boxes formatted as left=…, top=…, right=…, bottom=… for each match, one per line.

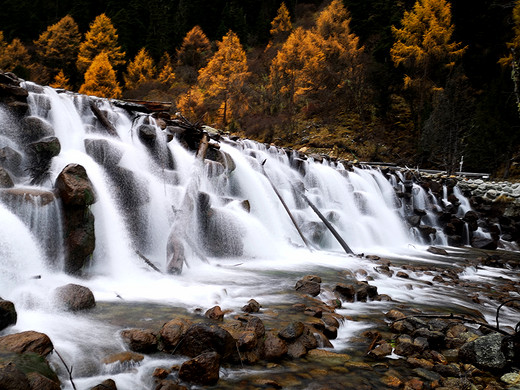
left=297, top=189, right=354, bottom=255
left=135, top=250, right=163, bottom=274
left=89, top=101, right=120, bottom=138
left=261, top=160, right=313, bottom=251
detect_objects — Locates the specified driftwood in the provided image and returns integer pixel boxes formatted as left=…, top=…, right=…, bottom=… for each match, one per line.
left=297, top=189, right=354, bottom=255
left=55, top=349, right=77, bottom=390
left=261, top=160, right=313, bottom=251
left=89, top=101, right=120, bottom=138
left=196, top=133, right=210, bottom=160
left=135, top=250, right=163, bottom=274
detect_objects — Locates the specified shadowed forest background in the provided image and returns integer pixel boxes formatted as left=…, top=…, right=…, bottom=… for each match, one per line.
left=1, top=0, right=519, bottom=177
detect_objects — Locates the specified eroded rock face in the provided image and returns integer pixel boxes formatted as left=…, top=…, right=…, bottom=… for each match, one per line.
left=54, top=284, right=96, bottom=311
left=0, top=331, right=53, bottom=357
left=178, top=351, right=220, bottom=386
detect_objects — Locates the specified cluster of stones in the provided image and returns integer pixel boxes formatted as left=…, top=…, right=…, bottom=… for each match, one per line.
left=366, top=308, right=520, bottom=390
left=0, top=284, right=95, bottom=389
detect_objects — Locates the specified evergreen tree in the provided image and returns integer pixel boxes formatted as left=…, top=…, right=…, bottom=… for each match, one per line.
left=270, top=2, right=292, bottom=41
left=50, top=70, right=72, bottom=90
left=197, top=30, right=250, bottom=127
left=79, top=51, right=122, bottom=98
left=390, top=0, right=465, bottom=90
left=157, top=52, right=176, bottom=87
left=124, top=47, right=155, bottom=90
left=268, top=27, right=325, bottom=114
left=0, top=38, right=31, bottom=78
left=176, top=25, right=212, bottom=84
left=77, top=14, right=126, bottom=73
left=34, top=15, right=81, bottom=84
left=314, top=0, right=365, bottom=113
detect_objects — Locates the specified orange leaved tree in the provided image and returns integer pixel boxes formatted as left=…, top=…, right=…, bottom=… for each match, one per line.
left=124, top=48, right=155, bottom=90
left=197, top=30, right=250, bottom=127
left=77, top=14, right=126, bottom=74
left=79, top=52, right=122, bottom=98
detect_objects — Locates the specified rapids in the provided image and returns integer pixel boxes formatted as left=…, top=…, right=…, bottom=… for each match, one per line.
left=0, top=84, right=518, bottom=389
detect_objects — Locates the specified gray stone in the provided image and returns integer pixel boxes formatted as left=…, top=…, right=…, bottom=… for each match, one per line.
left=459, top=333, right=506, bottom=371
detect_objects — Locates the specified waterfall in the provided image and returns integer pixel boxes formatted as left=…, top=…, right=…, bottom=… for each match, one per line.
left=1, top=82, right=516, bottom=389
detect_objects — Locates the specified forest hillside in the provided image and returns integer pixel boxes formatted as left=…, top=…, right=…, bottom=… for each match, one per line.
left=0, top=0, right=519, bottom=176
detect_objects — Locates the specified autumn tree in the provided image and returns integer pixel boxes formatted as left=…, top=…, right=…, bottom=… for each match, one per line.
left=33, top=15, right=80, bottom=85
left=314, top=0, right=365, bottom=113
left=268, top=27, right=325, bottom=115
left=176, top=26, right=212, bottom=84
left=270, top=2, right=292, bottom=42
left=500, top=0, right=520, bottom=117
left=124, top=48, right=155, bottom=90
left=0, top=37, right=31, bottom=78
left=79, top=52, right=122, bottom=99
left=157, top=52, right=176, bottom=87
left=196, top=30, right=249, bottom=127
left=77, top=14, right=126, bottom=73
left=391, top=0, right=465, bottom=93
left=50, top=70, right=71, bottom=90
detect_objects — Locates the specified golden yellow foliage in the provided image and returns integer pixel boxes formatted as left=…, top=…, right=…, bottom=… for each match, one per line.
left=500, top=0, right=520, bottom=67
left=79, top=52, right=122, bottom=99
left=34, top=15, right=80, bottom=78
left=390, top=0, right=465, bottom=85
left=77, top=14, right=125, bottom=73
left=50, top=70, right=71, bottom=90
left=269, top=27, right=325, bottom=110
left=0, top=38, right=30, bottom=73
left=198, top=30, right=250, bottom=126
left=157, top=52, right=176, bottom=87
left=270, top=2, right=292, bottom=39
left=177, top=26, right=211, bottom=68
left=124, top=47, right=155, bottom=90
left=177, top=87, right=206, bottom=121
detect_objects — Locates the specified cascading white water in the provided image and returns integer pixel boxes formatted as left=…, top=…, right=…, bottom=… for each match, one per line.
left=2, top=84, right=517, bottom=389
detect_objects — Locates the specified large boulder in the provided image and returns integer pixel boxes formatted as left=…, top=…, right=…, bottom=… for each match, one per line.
left=178, top=352, right=220, bottom=386
left=0, top=331, right=53, bottom=357
left=54, top=284, right=96, bottom=311
left=0, top=299, right=17, bottom=331
left=263, top=331, right=288, bottom=361
left=0, top=362, right=30, bottom=390
left=84, top=138, right=124, bottom=168
left=90, top=379, right=117, bottom=390
left=55, top=164, right=96, bottom=206
left=459, top=333, right=507, bottom=371
left=159, top=319, right=192, bottom=352
left=176, top=323, right=236, bottom=361
left=22, top=116, right=54, bottom=143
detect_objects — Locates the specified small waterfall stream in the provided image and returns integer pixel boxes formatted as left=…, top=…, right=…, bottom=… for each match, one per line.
left=0, top=83, right=518, bottom=389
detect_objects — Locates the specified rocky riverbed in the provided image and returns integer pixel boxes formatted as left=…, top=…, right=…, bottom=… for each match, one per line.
left=1, top=246, right=519, bottom=390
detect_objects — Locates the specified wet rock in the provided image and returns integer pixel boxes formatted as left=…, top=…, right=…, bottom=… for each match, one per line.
left=54, top=284, right=95, bottom=311
left=279, top=321, right=304, bottom=341
left=263, top=331, right=288, bottom=361
left=84, top=138, right=124, bottom=167
left=205, top=306, right=225, bottom=321
left=22, top=116, right=54, bottom=143
left=102, top=351, right=144, bottom=365
left=138, top=124, right=156, bottom=145
left=177, top=323, right=236, bottom=361
left=0, top=362, right=30, bottom=390
left=295, top=279, right=321, bottom=297
left=242, top=299, right=261, bottom=313
left=412, top=367, right=441, bottom=382
left=120, top=329, right=157, bottom=353
left=304, top=306, right=323, bottom=318
left=0, top=146, right=23, bottom=177
left=178, top=352, right=220, bottom=386
left=459, top=333, right=506, bottom=371
left=159, top=319, right=191, bottom=352
left=434, top=363, right=461, bottom=377
left=334, top=281, right=378, bottom=302
left=90, top=379, right=117, bottom=390
left=27, top=136, right=61, bottom=161
left=0, top=168, right=14, bottom=188
left=237, top=331, right=257, bottom=351
left=471, top=236, right=498, bottom=250
left=0, top=299, right=17, bottom=331
left=427, top=246, right=448, bottom=256
left=245, top=316, right=265, bottom=338
left=55, top=164, right=96, bottom=206
left=386, top=309, right=406, bottom=321
left=287, top=340, right=307, bottom=359
left=368, top=341, right=393, bottom=359
left=27, top=372, right=61, bottom=390
left=0, top=331, right=53, bottom=356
